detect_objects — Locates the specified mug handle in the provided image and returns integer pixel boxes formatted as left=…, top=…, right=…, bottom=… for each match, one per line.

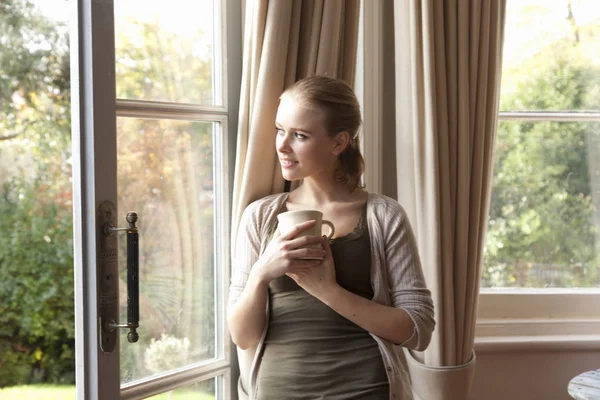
left=322, top=220, right=335, bottom=240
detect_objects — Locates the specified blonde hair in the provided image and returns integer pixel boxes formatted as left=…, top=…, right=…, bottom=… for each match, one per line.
left=280, top=76, right=364, bottom=191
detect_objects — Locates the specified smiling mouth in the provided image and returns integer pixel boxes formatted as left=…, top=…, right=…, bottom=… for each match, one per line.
left=280, top=160, right=298, bottom=168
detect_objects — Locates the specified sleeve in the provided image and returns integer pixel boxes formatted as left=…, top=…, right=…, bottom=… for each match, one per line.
left=384, top=203, right=435, bottom=352
left=227, top=202, right=265, bottom=400
left=227, top=202, right=261, bottom=314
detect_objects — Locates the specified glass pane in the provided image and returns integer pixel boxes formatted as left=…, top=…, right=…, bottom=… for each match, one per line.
left=117, top=118, right=217, bottom=383
left=483, top=121, right=600, bottom=288
left=145, top=377, right=219, bottom=400
left=114, top=0, right=216, bottom=105
left=501, top=0, right=600, bottom=112
left=0, top=0, right=75, bottom=398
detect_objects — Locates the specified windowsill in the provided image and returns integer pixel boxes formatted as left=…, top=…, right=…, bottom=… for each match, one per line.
left=475, top=317, right=600, bottom=351
left=475, top=334, right=600, bottom=352
left=475, top=289, right=600, bottom=351
left=478, top=289, right=600, bottom=319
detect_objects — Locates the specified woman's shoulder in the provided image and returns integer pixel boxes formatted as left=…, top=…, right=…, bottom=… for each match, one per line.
left=365, top=193, right=416, bottom=237
left=367, top=192, right=408, bottom=217
left=242, top=192, right=289, bottom=223
left=247, top=192, right=288, bottom=210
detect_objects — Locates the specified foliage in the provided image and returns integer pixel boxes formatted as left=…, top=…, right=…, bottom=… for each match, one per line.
left=114, top=12, right=216, bottom=384
left=0, top=0, right=73, bottom=386
left=115, top=18, right=213, bottom=103
left=0, top=177, right=75, bottom=385
left=483, top=22, right=600, bottom=287
left=0, top=0, right=69, bottom=145
left=144, top=334, right=190, bottom=373
left=1, top=0, right=216, bottom=387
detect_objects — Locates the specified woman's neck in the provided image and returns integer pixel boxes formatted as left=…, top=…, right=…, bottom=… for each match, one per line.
left=289, top=177, right=364, bottom=207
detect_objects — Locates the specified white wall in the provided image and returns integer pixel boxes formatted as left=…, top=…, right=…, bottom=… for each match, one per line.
left=469, top=349, right=600, bottom=400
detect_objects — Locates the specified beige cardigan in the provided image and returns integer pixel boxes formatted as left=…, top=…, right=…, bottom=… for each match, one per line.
left=228, top=192, right=435, bottom=400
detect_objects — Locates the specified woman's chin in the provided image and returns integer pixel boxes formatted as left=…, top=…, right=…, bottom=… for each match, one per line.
left=281, top=171, right=303, bottom=182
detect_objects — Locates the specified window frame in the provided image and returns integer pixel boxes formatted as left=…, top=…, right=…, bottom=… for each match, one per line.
left=476, top=111, right=600, bottom=351
left=112, top=0, right=242, bottom=397
left=357, top=0, right=383, bottom=194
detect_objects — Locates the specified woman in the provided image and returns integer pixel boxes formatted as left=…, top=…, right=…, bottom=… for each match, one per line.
left=228, top=76, right=435, bottom=400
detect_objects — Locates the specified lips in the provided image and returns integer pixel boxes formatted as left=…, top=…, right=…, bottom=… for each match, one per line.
left=279, top=159, right=298, bottom=168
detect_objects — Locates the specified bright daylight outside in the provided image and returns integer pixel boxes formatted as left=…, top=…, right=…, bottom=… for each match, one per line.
left=1, top=0, right=599, bottom=399
left=1, top=0, right=220, bottom=399
left=483, top=0, right=600, bottom=289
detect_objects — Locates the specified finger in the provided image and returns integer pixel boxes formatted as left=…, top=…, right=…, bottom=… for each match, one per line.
left=288, top=263, right=319, bottom=276
left=279, top=220, right=317, bottom=240
left=286, top=260, right=321, bottom=273
left=287, top=248, right=327, bottom=260
left=286, top=234, right=326, bottom=249
left=289, top=263, right=322, bottom=279
left=266, top=229, right=281, bottom=250
left=295, top=259, right=322, bottom=268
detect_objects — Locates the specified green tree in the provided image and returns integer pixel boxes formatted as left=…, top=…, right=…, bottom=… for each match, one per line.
left=114, top=18, right=216, bottom=382
left=1, top=0, right=216, bottom=386
left=0, top=0, right=73, bottom=386
left=484, top=16, right=600, bottom=287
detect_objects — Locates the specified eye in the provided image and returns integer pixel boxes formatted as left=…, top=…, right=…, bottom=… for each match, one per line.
left=294, top=132, right=308, bottom=140
left=275, top=127, right=284, bottom=136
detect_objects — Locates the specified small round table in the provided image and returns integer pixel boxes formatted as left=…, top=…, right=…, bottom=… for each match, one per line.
left=568, top=369, right=600, bottom=399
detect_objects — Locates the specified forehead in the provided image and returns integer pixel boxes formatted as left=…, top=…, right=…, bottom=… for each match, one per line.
left=275, top=96, right=326, bottom=128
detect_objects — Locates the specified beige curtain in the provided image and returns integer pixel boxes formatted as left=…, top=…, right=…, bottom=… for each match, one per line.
left=393, top=1, right=506, bottom=399
left=231, top=0, right=360, bottom=397
left=231, top=0, right=360, bottom=257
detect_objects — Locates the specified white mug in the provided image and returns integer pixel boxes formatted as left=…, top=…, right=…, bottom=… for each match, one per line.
left=277, top=210, right=335, bottom=250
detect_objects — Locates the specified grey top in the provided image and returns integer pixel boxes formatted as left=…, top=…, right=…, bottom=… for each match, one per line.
left=255, top=205, right=389, bottom=399
left=229, top=192, right=435, bottom=400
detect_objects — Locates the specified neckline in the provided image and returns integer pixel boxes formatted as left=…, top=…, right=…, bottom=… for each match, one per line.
left=278, top=192, right=370, bottom=242
left=280, top=190, right=371, bottom=204
left=329, top=203, right=367, bottom=243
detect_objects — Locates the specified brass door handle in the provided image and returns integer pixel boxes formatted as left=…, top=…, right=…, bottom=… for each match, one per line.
left=97, top=202, right=140, bottom=353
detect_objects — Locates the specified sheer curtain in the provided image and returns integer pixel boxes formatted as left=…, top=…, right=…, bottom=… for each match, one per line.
left=230, top=1, right=360, bottom=397
left=393, top=1, right=506, bottom=399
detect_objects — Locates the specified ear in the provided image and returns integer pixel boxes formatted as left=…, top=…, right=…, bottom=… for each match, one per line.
left=331, top=131, right=350, bottom=156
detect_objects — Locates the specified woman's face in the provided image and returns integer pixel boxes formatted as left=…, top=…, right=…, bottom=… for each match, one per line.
left=275, top=96, right=339, bottom=182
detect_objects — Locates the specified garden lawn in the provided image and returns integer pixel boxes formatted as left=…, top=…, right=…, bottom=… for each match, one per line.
left=0, top=385, right=75, bottom=400
left=0, top=385, right=215, bottom=400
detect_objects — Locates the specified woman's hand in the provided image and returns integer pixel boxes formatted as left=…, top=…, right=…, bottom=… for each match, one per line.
left=253, top=220, right=326, bottom=284
left=286, top=236, right=338, bottom=300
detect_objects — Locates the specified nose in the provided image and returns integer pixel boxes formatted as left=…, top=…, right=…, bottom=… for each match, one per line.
left=276, top=131, right=291, bottom=153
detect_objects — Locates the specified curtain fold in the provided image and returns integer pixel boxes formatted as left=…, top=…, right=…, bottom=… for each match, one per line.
left=394, top=1, right=506, bottom=399
left=230, top=1, right=360, bottom=397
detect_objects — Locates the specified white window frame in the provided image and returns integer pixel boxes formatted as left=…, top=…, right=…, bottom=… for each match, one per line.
left=476, top=111, right=600, bottom=351
left=112, top=0, right=242, bottom=397
left=356, top=0, right=383, bottom=194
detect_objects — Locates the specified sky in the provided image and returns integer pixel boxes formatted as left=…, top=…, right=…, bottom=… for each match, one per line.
left=503, top=0, right=600, bottom=68
left=31, top=0, right=215, bottom=47
left=34, top=0, right=599, bottom=67
left=31, top=0, right=216, bottom=75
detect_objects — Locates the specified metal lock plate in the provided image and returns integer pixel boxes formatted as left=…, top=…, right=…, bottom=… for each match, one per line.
left=97, top=201, right=119, bottom=353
